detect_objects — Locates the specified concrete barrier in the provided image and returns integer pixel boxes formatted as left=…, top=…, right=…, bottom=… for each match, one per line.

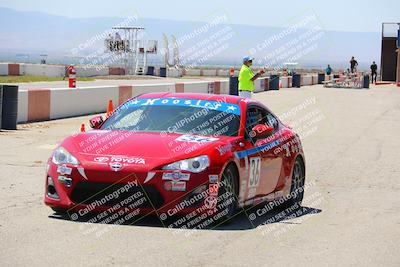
left=166, top=68, right=183, bottom=78
left=154, top=67, right=160, bottom=77
left=179, top=81, right=209, bottom=93
left=219, top=81, right=229, bottom=94
left=173, top=81, right=229, bottom=95
left=131, top=83, right=176, bottom=97
left=254, top=78, right=265, bottom=93
left=50, top=86, right=119, bottom=120
left=217, top=69, right=230, bottom=77
left=16, top=80, right=234, bottom=123
left=109, top=67, right=125, bottom=75
left=2, top=63, right=110, bottom=77
left=1, top=62, right=327, bottom=80
left=20, top=64, right=65, bottom=77
left=17, top=90, right=28, bottom=123
left=202, top=69, right=217, bottom=76
left=302, top=75, right=313, bottom=86
left=280, top=76, right=290, bottom=88
left=325, top=75, right=333, bottom=81
left=15, top=70, right=324, bottom=123
left=311, top=75, right=318, bottom=85
left=28, top=89, right=51, bottom=121
left=8, top=63, right=20, bottom=76
left=0, top=63, right=8, bottom=75
left=77, top=65, right=109, bottom=77
left=185, top=69, right=202, bottom=76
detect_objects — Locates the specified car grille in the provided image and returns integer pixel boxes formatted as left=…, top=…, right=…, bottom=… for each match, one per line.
left=71, top=182, right=164, bottom=209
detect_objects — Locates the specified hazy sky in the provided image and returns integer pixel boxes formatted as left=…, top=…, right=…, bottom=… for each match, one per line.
left=1, top=0, right=399, bottom=32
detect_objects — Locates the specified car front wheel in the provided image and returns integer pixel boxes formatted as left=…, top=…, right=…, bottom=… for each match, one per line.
left=216, top=164, right=239, bottom=223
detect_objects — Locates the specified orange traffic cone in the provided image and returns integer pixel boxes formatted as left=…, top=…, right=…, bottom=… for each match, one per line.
left=80, top=123, right=85, bottom=132
left=106, top=100, right=114, bottom=117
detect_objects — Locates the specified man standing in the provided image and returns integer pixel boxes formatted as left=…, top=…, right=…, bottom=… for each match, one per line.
left=350, top=56, right=358, bottom=73
left=370, top=61, right=378, bottom=83
left=326, top=64, right=332, bottom=75
left=238, top=56, right=264, bottom=98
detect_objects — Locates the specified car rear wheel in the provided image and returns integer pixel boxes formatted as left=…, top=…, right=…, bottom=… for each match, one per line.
left=216, top=164, right=239, bottom=223
left=288, top=157, right=305, bottom=206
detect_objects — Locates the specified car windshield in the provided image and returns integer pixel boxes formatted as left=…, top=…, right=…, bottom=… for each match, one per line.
left=101, top=98, right=241, bottom=137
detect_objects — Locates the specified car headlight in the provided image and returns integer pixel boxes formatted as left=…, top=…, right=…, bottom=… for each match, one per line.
left=162, top=155, right=210, bottom=173
left=52, top=147, right=79, bottom=166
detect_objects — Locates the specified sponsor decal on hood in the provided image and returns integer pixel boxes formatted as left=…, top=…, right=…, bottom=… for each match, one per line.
left=175, top=135, right=219, bottom=143
left=93, top=156, right=146, bottom=165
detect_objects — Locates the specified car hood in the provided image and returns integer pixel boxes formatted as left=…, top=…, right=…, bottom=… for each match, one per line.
left=59, top=130, right=237, bottom=170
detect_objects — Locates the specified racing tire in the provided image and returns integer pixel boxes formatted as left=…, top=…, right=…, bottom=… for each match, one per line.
left=216, top=164, right=239, bottom=224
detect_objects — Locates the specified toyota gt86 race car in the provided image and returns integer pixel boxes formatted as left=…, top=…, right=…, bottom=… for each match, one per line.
left=44, top=92, right=306, bottom=223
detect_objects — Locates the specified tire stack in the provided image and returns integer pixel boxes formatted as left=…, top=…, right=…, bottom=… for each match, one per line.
left=292, top=74, right=301, bottom=88
left=1, top=85, right=19, bottom=130
left=269, top=75, right=279, bottom=90
left=229, top=76, right=239, bottom=95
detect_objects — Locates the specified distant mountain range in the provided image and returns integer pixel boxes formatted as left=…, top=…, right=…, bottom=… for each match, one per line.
left=0, top=7, right=381, bottom=70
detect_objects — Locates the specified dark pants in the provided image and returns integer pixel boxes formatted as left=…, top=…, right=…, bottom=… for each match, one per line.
left=371, top=72, right=377, bottom=83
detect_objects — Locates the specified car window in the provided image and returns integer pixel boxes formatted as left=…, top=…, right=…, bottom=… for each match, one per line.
left=101, top=98, right=241, bottom=137
left=245, top=107, right=264, bottom=138
left=245, top=106, right=279, bottom=139
left=264, top=112, right=279, bottom=130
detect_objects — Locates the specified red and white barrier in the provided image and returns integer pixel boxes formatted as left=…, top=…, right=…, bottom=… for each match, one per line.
left=16, top=80, right=231, bottom=123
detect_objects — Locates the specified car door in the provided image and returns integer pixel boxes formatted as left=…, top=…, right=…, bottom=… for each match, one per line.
left=243, top=105, right=283, bottom=201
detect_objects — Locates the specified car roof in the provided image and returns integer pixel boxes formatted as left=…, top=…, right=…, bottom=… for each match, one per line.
left=135, top=92, right=248, bottom=105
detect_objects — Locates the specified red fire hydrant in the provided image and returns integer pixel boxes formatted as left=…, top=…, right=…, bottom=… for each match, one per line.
left=66, top=65, right=76, bottom=88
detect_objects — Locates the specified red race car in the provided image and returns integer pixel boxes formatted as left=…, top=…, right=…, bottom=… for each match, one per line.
left=44, top=92, right=305, bottom=224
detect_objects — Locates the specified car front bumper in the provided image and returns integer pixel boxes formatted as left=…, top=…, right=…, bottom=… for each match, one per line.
left=44, top=161, right=222, bottom=218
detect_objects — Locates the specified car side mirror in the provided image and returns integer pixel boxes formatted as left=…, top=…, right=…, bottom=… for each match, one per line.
left=89, top=115, right=104, bottom=129
left=250, top=124, right=274, bottom=139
